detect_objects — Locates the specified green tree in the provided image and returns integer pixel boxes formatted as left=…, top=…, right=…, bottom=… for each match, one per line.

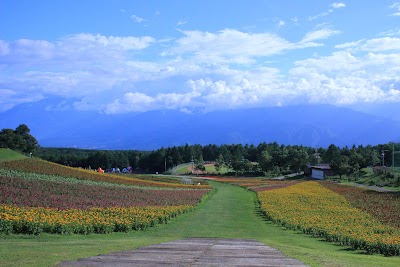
left=214, top=154, right=225, bottom=172
left=349, top=148, right=363, bottom=176
left=289, top=147, right=309, bottom=173
left=258, top=150, right=272, bottom=172
left=330, top=155, right=351, bottom=179
left=323, top=144, right=341, bottom=164
left=194, top=154, right=205, bottom=172
left=0, top=124, right=38, bottom=153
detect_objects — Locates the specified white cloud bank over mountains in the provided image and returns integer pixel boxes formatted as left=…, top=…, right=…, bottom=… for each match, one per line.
left=0, top=27, right=400, bottom=114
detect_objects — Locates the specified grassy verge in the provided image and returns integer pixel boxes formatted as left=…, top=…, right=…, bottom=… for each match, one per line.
left=204, top=164, right=233, bottom=174
left=0, top=181, right=398, bottom=267
left=0, top=149, right=26, bottom=162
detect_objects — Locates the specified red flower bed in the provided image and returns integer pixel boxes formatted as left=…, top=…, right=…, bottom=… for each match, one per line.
left=0, top=175, right=210, bottom=210
left=322, top=181, right=400, bottom=229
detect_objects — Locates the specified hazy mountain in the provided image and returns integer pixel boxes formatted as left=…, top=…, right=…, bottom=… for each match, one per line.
left=1, top=100, right=399, bottom=150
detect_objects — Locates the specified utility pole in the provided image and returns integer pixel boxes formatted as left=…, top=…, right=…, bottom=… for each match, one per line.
left=315, top=147, right=320, bottom=166
left=393, top=142, right=395, bottom=172
left=381, top=150, right=388, bottom=167
left=165, top=158, right=167, bottom=172
left=191, top=156, right=194, bottom=174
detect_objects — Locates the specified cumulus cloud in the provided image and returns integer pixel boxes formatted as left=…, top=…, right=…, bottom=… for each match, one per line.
left=1, top=28, right=399, bottom=114
left=288, top=51, right=400, bottom=104
left=104, top=90, right=202, bottom=114
left=164, top=28, right=328, bottom=64
left=166, top=29, right=293, bottom=63
left=105, top=92, right=154, bottom=113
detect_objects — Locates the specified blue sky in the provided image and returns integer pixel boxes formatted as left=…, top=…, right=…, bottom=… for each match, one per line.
left=1, top=0, right=400, bottom=115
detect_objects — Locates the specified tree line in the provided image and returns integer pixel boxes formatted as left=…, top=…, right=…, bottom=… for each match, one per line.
left=35, top=142, right=395, bottom=177
left=1, top=124, right=396, bottom=176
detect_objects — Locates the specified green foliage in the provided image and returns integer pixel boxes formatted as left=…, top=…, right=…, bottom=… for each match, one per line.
left=0, top=124, right=38, bottom=153
left=214, top=154, right=225, bottom=172
left=35, top=142, right=400, bottom=182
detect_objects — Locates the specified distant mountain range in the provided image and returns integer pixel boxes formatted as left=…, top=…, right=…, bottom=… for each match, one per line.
left=0, top=99, right=399, bottom=150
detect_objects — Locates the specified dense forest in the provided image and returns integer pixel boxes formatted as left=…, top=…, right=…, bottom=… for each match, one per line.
left=34, top=142, right=399, bottom=177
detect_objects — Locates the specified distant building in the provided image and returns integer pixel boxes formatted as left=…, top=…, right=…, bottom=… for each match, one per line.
left=307, top=164, right=333, bottom=180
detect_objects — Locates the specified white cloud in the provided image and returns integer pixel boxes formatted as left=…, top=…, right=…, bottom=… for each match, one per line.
left=105, top=92, right=154, bottom=113
left=308, top=11, right=332, bottom=21
left=309, top=2, right=346, bottom=21
left=300, top=28, right=341, bottom=43
left=64, top=33, right=155, bottom=50
left=335, top=39, right=366, bottom=49
left=1, top=29, right=400, bottom=114
left=332, top=3, right=346, bottom=9
left=130, top=14, right=145, bottom=23
left=104, top=90, right=202, bottom=114
left=288, top=51, right=400, bottom=104
left=177, top=20, right=187, bottom=26
left=362, top=37, right=400, bottom=51
left=166, top=29, right=295, bottom=64
left=336, top=37, right=400, bottom=52
left=379, top=28, right=400, bottom=37
left=278, top=20, right=285, bottom=27
left=389, top=2, right=400, bottom=16
left=165, top=28, right=329, bottom=64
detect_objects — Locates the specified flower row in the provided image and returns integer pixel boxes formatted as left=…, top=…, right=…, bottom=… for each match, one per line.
left=0, top=159, right=210, bottom=189
left=322, top=181, right=400, bottom=229
left=0, top=174, right=210, bottom=209
left=0, top=204, right=193, bottom=235
left=258, top=181, right=400, bottom=256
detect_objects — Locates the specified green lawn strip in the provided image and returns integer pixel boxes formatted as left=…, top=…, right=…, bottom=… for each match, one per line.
left=174, top=164, right=192, bottom=174
left=204, top=164, right=232, bottom=174
left=0, top=149, right=26, bottom=162
left=0, top=181, right=398, bottom=267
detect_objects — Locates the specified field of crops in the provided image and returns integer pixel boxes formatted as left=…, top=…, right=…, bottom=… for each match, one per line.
left=0, top=204, right=192, bottom=235
left=258, top=181, right=400, bottom=256
left=0, top=158, right=210, bottom=189
left=323, top=182, right=400, bottom=229
left=0, top=156, right=212, bottom=235
left=0, top=174, right=209, bottom=209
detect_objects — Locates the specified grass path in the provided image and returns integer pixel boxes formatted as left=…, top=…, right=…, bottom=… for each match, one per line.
left=1, top=181, right=399, bottom=267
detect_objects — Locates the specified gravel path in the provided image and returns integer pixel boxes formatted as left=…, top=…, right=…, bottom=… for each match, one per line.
left=59, top=238, right=308, bottom=267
